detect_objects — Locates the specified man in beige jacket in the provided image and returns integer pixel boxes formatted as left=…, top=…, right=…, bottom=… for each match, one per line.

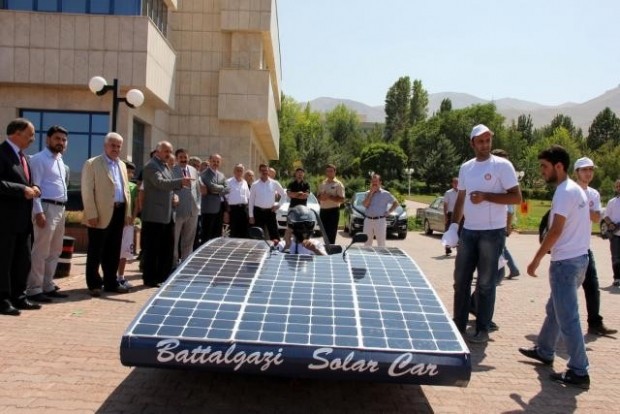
left=81, top=132, right=132, bottom=296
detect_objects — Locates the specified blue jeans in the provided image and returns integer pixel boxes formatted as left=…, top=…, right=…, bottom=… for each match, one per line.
left=453, top=228, right=505, bottom=333
left=537, top=254, right=589, bottom=376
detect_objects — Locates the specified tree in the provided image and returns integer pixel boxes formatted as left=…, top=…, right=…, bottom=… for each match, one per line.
left=384, top=76, right=411, bottom=142
left=324, top=104, right=364, bottom=176
left=439, top=98, right=452, bottom=113
left=414, top=134, right=460, bottom=192
left=516, top=114, right=534, bottom=144
left=587, top=107, right=620, bottom=151
left=542, top=114, right=583, bottom=140
left=409, top=79, right=429, bottom=125
left=359, top=143, right=408, bottom=181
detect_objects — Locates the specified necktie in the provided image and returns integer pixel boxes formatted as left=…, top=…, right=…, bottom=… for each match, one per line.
left=183, top=167, right=189, bottom=178
left=19, top=151, right=30, bottom=182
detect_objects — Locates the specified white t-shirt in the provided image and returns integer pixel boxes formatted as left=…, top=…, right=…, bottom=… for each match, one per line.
left=549, top=178, right=590, bottom=261
left=457, top=155, right=519, bottom=230
left=604, top=196, right=620, bottom=236
left=443, top=188, right=458, bottom=213
left=585, top=186, right=601, bottom=213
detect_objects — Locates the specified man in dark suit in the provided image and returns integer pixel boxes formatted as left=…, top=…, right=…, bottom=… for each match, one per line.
left=0, top=118, right=42, bottom=315
left=199, top=153, right=229, bottom=242
left=141, top=141, right=192, bottom=287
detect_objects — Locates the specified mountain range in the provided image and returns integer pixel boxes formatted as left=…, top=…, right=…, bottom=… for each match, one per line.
left=305, top=85, right=620, bottom=131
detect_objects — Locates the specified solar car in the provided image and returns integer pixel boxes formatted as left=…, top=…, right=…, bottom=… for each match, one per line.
left=120, top=236, right=471, bottom=386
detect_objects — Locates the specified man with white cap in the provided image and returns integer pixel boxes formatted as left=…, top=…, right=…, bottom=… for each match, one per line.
left=442, top=124, right=522, bottom=343
left=573, top=157, right=617, bottom=336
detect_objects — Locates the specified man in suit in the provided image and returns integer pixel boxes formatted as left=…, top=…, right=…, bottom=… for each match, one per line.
left=172, top=148, right=200, bottom=265
left=0, top=118, right=42, bottom=315
left=81, top=132, right=133, bottom=296
left=141, top=141, right=191, bottom=287
left=199, top=153, right=229, bottom=242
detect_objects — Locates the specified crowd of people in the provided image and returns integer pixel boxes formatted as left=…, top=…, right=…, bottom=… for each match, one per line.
left=4, top=117, right=618, bottom=390
left=442, top=124, right=618, bottom=390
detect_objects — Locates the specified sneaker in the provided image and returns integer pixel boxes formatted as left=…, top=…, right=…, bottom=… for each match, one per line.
left=489, top=321, right=499, bottom=332
left=118, top=278, right=134, bottom=289
left=613, top=279, right=620, bottom=287
left=549, top=370, right=590, bottom=390
left=465, top=330, right=489, bottom=344
left=518, top=346, right=553, bottom=366
left=587, top=324, right=618, bottom=336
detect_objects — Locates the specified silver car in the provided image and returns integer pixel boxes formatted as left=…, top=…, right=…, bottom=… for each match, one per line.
left=276, top=193, right=321, bottom=234
left=422, top=196, right=446, bottom=235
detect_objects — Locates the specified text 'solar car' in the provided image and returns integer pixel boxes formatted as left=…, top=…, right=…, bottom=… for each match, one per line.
left=343, top=191, right=408, bottom=239
left=276, top=193, right=321, bottom=234
left=422, top=196, right=446, bottom=235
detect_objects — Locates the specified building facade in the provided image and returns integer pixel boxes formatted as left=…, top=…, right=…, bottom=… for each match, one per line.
left=0, top=0, right=281, bottom=184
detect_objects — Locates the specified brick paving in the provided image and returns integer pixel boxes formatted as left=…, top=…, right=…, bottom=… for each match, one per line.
left=0, top=231, right=618, bottom=413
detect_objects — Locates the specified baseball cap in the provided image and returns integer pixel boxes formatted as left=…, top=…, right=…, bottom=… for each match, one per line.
left=470, top=124, right=492, bottom=140
left=574, top=157, right=595, bottom=171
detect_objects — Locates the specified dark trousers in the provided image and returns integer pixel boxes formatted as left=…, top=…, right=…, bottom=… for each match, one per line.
left=85, top=204, right=125, bottom=290
left=610, top=235, right=620, bottom=280
left=201, top=206, right=224, bottom=242
left=253, top=207, right=279, bottom=240
left=320, top=207, right=340, bottom=244
left=229, top=205, right=249, bottom=238
left=583, top=249, right=603, bottom=327
left=142, top=220, right=175, bottom=285
left=0, top=232, right=31, bottom=300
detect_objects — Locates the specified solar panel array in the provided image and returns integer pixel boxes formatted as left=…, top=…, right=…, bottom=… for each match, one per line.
left=121, top=238, right=471, bottom=386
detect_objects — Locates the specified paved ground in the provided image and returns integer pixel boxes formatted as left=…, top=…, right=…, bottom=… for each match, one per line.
left=1, top=229, right=618, bottom=413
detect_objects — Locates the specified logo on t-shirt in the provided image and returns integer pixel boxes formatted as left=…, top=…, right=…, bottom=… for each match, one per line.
left=589, top=200, right=594, bottom=208
left=484, top=173, right=492, bottom=181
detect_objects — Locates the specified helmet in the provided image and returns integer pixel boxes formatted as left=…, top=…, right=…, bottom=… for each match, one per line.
left=287, top=205, right=316, bottom=242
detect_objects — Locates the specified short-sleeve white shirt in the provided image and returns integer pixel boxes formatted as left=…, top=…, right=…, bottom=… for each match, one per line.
left=457, top=155, right=519, bottom=230
left=604, top=196, right=620, bottom=236
left=443, top=188, right=458, bottom=213
left=585, top=186, right=601, bottom=213
left=549, top=178, right=590, bottom=261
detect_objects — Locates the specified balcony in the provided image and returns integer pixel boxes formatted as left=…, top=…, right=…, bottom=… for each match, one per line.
left=218, top=68, right=279, bottom=158
left=0, top=11, right=176, bottom=109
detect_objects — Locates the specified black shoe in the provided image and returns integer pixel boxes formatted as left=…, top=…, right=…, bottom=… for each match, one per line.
left=144, top=282, right=161, bottom=288
left=489, top=321, right=499, bottom=332
left=550, top=370, right=590, bottom=390
left=507, top=272, right=520, bottom=279
left=445, top=247, right=452, bottom=256
left=587, top=324, right=618, bottom=336
left=0, top=299, right=20, bottom=316
left=518, top=346, right=553, bottom=366
left=89, top=289, right=102, bottom=297
left=465, top=329, right=489, bottom=343
left=45, top=290, right=68, bottom=298
left=14, top=298, right=42, bottom=310
left=27, top=293, right=53, bottom=303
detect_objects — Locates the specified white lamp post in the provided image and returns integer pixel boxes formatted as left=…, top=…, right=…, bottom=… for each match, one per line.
left=88, top=76, right=144, bottom=132
left=404, top=168, right=415, bottom=196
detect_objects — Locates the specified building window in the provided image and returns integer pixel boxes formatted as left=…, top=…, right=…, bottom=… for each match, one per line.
left=4, top=0, right=141, bottom=16
left=2, top=0, right=167, bottom=33
left=21, top=109, right=109, bottom=187
left=132, top=118, right=146, bottom=171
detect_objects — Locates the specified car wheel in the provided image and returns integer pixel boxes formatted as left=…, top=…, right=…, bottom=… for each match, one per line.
left=398, top=231, right=407, bottom=239
left=423, top=219, right=433, bottom=235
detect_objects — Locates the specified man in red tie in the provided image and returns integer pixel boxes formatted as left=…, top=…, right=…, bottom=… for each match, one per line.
left=0, top=118, right=42, bottom=315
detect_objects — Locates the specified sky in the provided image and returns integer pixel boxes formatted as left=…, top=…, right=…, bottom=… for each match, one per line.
left=276, top=0, right=620, bottom=106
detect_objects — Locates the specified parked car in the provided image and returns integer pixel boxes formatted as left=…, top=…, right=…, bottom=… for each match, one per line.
left=343, top=191, right=408, bottom=239
left=422, top=196, right=446, bottom=235
left=276, top=193, right=321, bottom=234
